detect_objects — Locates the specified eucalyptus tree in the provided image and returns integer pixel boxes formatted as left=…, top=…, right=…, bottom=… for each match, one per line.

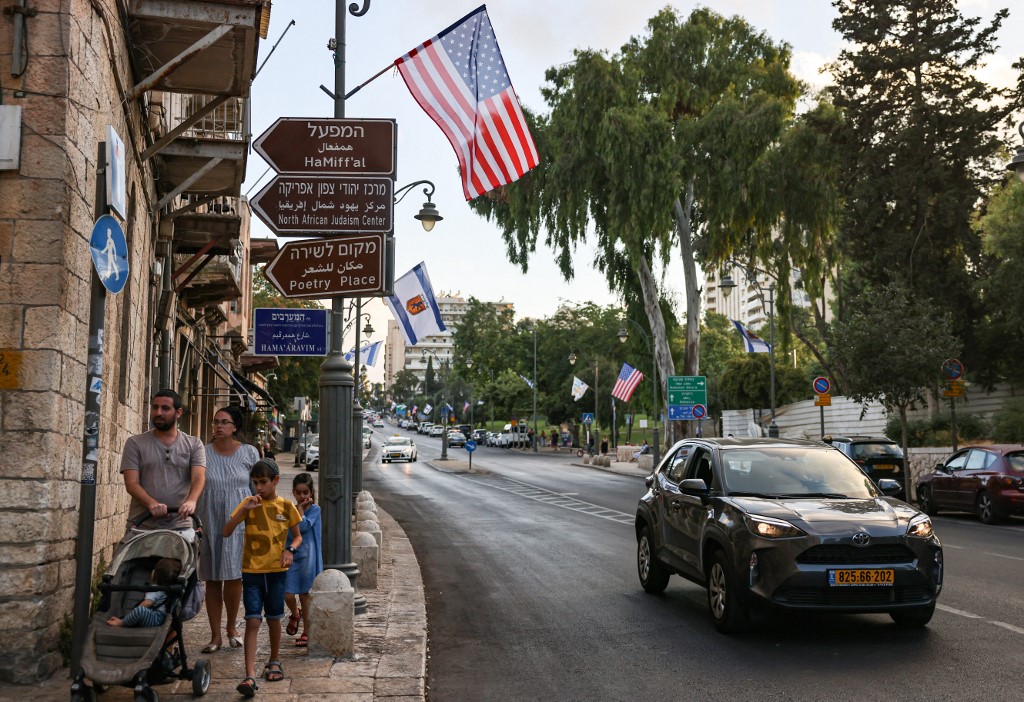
left=471, top=8, right=828, bottom=430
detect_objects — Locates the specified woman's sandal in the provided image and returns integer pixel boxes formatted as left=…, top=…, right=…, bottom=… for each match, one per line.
left=296, top=632, right=308, bottom=647
left=236, top=676, right=258, bottom=697
left=263, top=660, right=284, bottom=682
left=285, top=611, right=301, bottom=636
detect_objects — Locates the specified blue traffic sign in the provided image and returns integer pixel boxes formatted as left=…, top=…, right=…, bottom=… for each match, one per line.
left=465, top=440, right=477, bottom=453
left=582, top=412, right=594, bottom=425
left=252, top=308, right=328, bottom=356
left=692, top=404, right=707, bottom=419
left=941, top=358, right=964, bottom=380
left=89, top=215, right=129, bottom=294
left=813, top=376, right=831, bottom=395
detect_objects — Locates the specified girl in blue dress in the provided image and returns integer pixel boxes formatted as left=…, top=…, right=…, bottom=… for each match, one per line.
left=284, top=472, right=322, bottom=646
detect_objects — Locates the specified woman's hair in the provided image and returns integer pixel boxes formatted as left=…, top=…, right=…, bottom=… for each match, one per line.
left=293, top=472, right=316, bottom=503
left=214, top=405, right=246, bottom=439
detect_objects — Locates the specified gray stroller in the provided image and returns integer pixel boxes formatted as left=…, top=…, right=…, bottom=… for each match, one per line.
left=70, top=514, right=211, bottom=702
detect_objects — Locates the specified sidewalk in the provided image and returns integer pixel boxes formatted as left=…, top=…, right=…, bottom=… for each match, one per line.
left=0, top=506, right=426, bottom=702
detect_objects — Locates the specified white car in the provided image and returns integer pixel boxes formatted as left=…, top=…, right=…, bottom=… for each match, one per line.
left=362, top=426, right=372, bottom=449
left=373, top=417, right=384, bottom=428
left=418, top=422, right=433, bottom=435
left=429, top=424, right=445, bottom=437
left=382, top=435, right=417, bottom=463
left=304, top=436, right=320, bottom=471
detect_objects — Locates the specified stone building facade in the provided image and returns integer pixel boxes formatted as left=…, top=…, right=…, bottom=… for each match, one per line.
left=0, top=0, right=275, bottom=683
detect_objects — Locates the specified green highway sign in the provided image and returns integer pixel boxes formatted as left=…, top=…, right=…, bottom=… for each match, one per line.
left=668, top=375, right=707, bottom=421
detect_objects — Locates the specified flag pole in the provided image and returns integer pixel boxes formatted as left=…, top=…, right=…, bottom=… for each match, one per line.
left=345, top=63, right=394, bottom=100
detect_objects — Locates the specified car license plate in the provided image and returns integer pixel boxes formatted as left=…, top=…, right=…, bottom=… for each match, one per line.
left=828, top=569, right=894, bottom=586
left=874, top=464, right=898, bottom=471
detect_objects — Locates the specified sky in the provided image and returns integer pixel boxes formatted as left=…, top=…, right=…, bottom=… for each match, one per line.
left=246, top=1, right=1024, bottom=382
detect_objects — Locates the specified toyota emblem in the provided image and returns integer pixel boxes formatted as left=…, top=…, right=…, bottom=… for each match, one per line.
left=852, top=532, right=871, bottom=547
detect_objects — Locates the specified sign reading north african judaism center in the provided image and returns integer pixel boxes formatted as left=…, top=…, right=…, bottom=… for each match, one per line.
left=251, top=175, right=394, bottom=235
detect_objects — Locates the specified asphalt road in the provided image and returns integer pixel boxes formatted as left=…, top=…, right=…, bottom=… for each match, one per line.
left=364, top=425, right=1024, bottom=702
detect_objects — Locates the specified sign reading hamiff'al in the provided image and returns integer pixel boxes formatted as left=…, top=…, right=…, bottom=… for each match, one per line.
left=251, top=175, right=394, bottom=235
left=253, top=118, right=396, bottom=176
left=263, top=235, right=386, bottom=298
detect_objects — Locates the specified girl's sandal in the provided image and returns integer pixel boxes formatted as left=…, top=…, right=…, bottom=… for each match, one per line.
left=236, top=677, right=258, bottom=697
left=285, top=611, right=301, bottom=636
left=263, top=660, right=284, bottom=682
left=296, top=632, right=308, bottom=647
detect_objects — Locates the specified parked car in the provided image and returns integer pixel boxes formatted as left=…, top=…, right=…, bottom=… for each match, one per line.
left=362, top=426, right=372, bottom=449
left=456, top=424, right=473, bottom=439
left=293, top=433, right=318, bottom=464
left=447, top=431, right=467, bottom=448
left=418, top=422, right=433, bottom=435
left=824, top=435, right=906, bottom=496
left=429, top=424, right=445, bottom=437
left=471, top=429, right=489, bottom=443
left=635, top=437, right=942, bottom=632
left=916, top=444, right=1024, bottom=524
left=304, top=436, right=320, bottom=471
left=372, top=417, right=384, bottom=428
left=381, top=435, right=417, bottom=463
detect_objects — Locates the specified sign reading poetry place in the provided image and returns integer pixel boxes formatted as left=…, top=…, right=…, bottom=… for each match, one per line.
left=263, top=235, right=386, bottom=298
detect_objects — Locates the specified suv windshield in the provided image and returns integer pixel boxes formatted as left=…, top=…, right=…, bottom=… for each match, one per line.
left=720, top=447, right=878, bottom=498
left=851, top=442, right=903, bottom=460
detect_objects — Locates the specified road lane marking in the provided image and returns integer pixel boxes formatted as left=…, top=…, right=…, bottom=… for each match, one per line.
left=938, top=604, right=1024, bottom=635
left=457, top=473, right=634, bottom=524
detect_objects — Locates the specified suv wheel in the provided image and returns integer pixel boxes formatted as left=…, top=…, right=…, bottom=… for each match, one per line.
left=916, top=486, right=938, bottom=516
left=707, top=549, right=749, bottom=633
left=889, top=602, right=935, bottom=628
left=637, top=525, right=670, bottom=594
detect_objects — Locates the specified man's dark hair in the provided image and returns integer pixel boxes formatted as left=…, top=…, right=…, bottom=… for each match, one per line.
left=153, top=557, right=182, bottom=585
left=153, top=388, right=183, bottom=410
left=250, top=458, right=280, bottom=479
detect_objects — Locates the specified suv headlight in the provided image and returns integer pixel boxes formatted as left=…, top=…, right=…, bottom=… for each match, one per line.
left=907, top=513, right=933, bottom=538
left=744, top=514, right=805, bottom=539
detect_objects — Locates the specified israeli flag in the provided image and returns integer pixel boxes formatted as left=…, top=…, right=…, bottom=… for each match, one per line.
left=424, top=403, right=433, bottom=415
left=731, top=319, right=772, bottom=353
left=385, top=262, right=447, bottom=345
left=345, top=340, right=383, bottom=367
left=571, top=376, right=589, bottom=401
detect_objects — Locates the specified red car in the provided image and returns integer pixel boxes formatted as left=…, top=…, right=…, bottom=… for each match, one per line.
left=916, top=445, right=1024, bottom=524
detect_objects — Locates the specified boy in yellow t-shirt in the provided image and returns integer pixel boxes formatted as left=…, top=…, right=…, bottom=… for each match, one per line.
left=223, top=459, right=301, bottom=697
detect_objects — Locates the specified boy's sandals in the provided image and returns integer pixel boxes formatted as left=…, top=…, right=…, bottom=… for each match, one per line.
left=296, top=631, right=308, bottom=647
left=236, top=677, right=258, bottom=697
left=263, top=660, right=284, bottom=682
left=286, top=611, right=302, bottom=636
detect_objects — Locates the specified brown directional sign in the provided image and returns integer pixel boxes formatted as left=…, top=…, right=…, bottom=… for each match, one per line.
left=263, top=234, right=386, bottom=298
left=253, top=117, right=396, bottom=176
left=251, top=175, right=394, bottom=235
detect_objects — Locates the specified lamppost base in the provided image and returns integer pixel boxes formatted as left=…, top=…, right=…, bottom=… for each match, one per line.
left=768, top=422, right=779, bottom=438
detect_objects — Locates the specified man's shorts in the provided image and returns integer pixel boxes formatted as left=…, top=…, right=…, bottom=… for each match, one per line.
left=242, top=571, right=287, bottom=621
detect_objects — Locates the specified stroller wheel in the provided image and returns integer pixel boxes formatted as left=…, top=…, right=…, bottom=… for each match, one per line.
left=192, top=658, right=212, bottom=696
left=133, top=687, right=158, bottom=702
left=70, top=687, right=97, bottom=702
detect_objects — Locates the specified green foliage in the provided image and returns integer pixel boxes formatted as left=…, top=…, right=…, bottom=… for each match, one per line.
left=885, top=412, right=991, bottom=447
left=992, top=398, right=1024, bottom=442
left=717, top=352, right=808, bottom=411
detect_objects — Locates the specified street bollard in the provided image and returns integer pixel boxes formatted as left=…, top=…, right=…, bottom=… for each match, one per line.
left=308, top=569, right=354, bottom=658
left=352, top=531, right=378, bottom=589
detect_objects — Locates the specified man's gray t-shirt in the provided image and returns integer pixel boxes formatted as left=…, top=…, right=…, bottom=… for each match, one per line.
left=120, top=430, right=206, bottom=530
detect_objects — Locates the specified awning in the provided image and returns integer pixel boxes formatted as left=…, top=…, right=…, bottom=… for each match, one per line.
left=233, top=372, right=277, bottom=410
left=211, top=354, right=258, bottom=412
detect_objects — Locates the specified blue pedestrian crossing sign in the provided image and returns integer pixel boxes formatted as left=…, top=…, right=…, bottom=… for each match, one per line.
left=582, top=413, right=594, bottom=425
left=89, top=215, right=129, bottom=294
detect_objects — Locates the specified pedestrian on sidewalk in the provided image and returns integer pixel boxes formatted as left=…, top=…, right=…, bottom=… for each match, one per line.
left=196, top=404, right=259, bottom=653
left=550, top=430, right=558, bottom=450
left=223, top=459, right=302, bottom=697
left=284, top=472, right=322, bottom=648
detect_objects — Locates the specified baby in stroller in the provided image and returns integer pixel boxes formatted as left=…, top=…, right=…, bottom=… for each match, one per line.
left=106, top=557, right=182, bottom=629
left=71, top=515, right=212, bottom=702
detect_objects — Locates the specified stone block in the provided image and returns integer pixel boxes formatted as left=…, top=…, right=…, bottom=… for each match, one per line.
left=18, top=133, right=69, bottom=181
left=638, top=455, right=654, bottom=472
left=307, top=569, right=354, bottom=659
left=356, top=519, right=381, bottom=551
left=12, top=218, right=66, bottom=264
left=2, top=390, right=60, bottom=432
left=0, top=562, right=60, bottom=595
left=355, top=509, right=377, bottom=524
left=0, top=430, right=52, bottom=479
left=0, top=305, right=22, bottom=348
left=4, top=348, right=61, bottom=392
left=24, top=305, right=76, bottom=352
left=583, top=455, right=591, bottom=464
left=0, top=178, right=67, bottom=221
left=0, top=262, right=68, bottom=306
left=0, top=220, right=12, bottom=257
left=2, top=476, right=77, bottom=510
left=352, top=531, right=378, bottom=589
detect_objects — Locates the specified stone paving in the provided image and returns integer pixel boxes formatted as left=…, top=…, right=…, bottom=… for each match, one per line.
left=0, top=507, right=425, bottom=702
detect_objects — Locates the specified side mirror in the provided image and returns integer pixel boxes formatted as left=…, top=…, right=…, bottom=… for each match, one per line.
left=876, top=479, right=902, bottom=497
left=679, top=478, right=709, bottom=494
left=644, top=475, right=654, bottom=489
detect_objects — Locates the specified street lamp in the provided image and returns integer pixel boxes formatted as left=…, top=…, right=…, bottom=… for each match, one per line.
left=421, top=348, right=449, bottom=460
left=616, top=320, right=660, bottom=465
left=395, top=179, right=444, bottom=231
left=568, top=352, right=598, bottom=453
left=530, top=326, right=538, bottom=452
left=719, top=264, right=778, bottom=438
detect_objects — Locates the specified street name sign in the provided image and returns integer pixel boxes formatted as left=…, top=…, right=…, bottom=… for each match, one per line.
left=252, top=308, right=328, bottom=356
left=667, top=375, right=707, bottom=420
left=251, top=175, right=394, bottom=235
left=263, top=235, right=386, bottom=298
left=253, top=117, right=396, bottom=176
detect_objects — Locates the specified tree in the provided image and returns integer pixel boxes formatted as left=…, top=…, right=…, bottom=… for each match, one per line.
left=252, top=270, right=324, bottom=414
left=827, top=0, right=1016, bottom=378
left=389, top=369, right=422, bottom=403
left=830, top=282, right=958, bottom=488
left=973, top=178, right=1024, bottom=386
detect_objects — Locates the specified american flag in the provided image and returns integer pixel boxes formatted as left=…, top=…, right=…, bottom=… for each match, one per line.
left=395, top=5, right=540, bottom=200
left=611, top=362, right=644, bottom=403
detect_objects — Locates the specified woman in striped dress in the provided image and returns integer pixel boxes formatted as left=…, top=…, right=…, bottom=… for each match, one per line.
left=197, top=405, right=259, bottom=652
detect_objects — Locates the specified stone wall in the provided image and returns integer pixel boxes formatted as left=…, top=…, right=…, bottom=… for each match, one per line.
left=0, top=0, right=157, bottom=683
